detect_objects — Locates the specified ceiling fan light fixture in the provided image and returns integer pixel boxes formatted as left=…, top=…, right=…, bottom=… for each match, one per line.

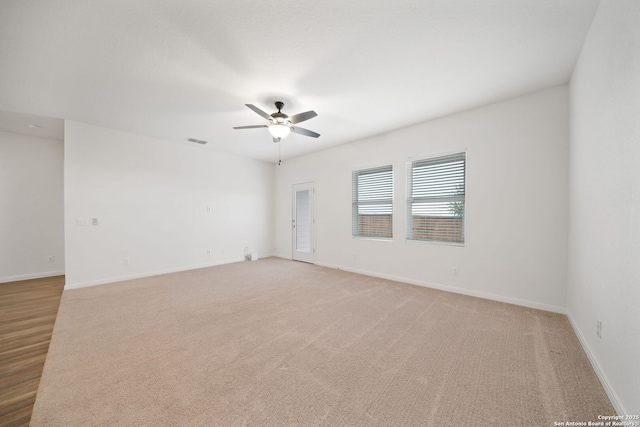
left=268, top=124, right=291, bottom=139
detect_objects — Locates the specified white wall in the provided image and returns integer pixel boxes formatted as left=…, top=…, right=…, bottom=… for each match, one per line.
left=64, top=121, right=274, bottom=288
left=567, top=0, right=640, bottom=415
left=275, top=86, right=569, bottom=311
left=0, top=131, right=64, bottom=282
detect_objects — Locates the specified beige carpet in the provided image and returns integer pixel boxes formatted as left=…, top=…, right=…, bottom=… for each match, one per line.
left=31, top=258, right=614, bottom=426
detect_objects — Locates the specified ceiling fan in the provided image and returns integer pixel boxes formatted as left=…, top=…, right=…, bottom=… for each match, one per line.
left=233, top=101, right=320, bottom=142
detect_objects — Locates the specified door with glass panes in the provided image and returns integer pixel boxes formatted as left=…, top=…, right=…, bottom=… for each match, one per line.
left=292, top=182, right=315, bottom=263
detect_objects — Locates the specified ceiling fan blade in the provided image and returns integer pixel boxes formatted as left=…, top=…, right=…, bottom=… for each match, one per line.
left=289, top=110, right=317, bottom=124
left=291, top=126, right=320, bottom=138
left=232, top=125, right=267, bottom=129
left=245, top=104, right=272, bottom=121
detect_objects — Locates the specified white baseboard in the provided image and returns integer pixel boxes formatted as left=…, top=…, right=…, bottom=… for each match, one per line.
left=0, top=270, right=65, bottom=284
left=64, top=258, right=245, bottom=290
left=314, top=261, right=566, bottom=314
left=565, top=311, right=627, bottom=416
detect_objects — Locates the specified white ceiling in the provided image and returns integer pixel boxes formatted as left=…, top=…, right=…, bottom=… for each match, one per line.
left=0, top=0, right=600, bottom=163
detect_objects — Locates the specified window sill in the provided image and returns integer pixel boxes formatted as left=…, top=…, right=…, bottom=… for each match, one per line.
left=352, top=236, right=394, bottom=242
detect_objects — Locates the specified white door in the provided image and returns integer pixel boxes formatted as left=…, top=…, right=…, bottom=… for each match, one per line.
left=292, top=182, right=315, bottom=263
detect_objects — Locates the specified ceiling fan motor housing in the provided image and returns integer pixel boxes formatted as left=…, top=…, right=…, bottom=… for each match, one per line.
left=270, top=102, right=290, bottom=124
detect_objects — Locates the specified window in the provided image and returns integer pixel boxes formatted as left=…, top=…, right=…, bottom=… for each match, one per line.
left=407, top=152, right=466, bottom=244
left=352, top=165, right=393, bottom=238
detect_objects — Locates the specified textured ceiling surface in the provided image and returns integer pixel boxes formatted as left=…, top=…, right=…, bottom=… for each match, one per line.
left=0, top=0, right=600, bottom=162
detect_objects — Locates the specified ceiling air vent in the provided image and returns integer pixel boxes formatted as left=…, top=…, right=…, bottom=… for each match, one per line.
left=186, top=137, right=208, bottom=145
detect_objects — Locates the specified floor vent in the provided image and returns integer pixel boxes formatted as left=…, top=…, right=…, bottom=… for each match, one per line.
left=186, top=137, right=208, bottom=145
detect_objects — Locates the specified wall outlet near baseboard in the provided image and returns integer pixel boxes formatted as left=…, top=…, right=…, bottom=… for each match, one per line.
left=452, top=267, right=459, bottom=276
left=76, top=217, right=90, bottom=226
left=47, top=255, right=55, bottom=263
left=596, top=320, right=602, bottom=338
left=123, top=258, right=130, bottom=267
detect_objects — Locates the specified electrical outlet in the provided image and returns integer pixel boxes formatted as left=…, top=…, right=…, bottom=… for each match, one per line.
left=76, top=217, right=90, bottom=226
left=47, top=255, right=55, bottom=263
left=452, top=267, right=459, bottom=276
left=206, top=249, right=211, bottom=256
left=596, top=320, right=602, bottom=339
left=123, top=258, right=130, bottom=267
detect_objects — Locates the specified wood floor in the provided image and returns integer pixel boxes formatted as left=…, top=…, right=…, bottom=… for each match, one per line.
left=0, top=276, right=65, bottom=427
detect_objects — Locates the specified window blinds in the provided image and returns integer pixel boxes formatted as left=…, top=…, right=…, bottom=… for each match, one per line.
left=407, top=152, right=465, bottom=244
left=352, top=165, right=393, bottom=238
